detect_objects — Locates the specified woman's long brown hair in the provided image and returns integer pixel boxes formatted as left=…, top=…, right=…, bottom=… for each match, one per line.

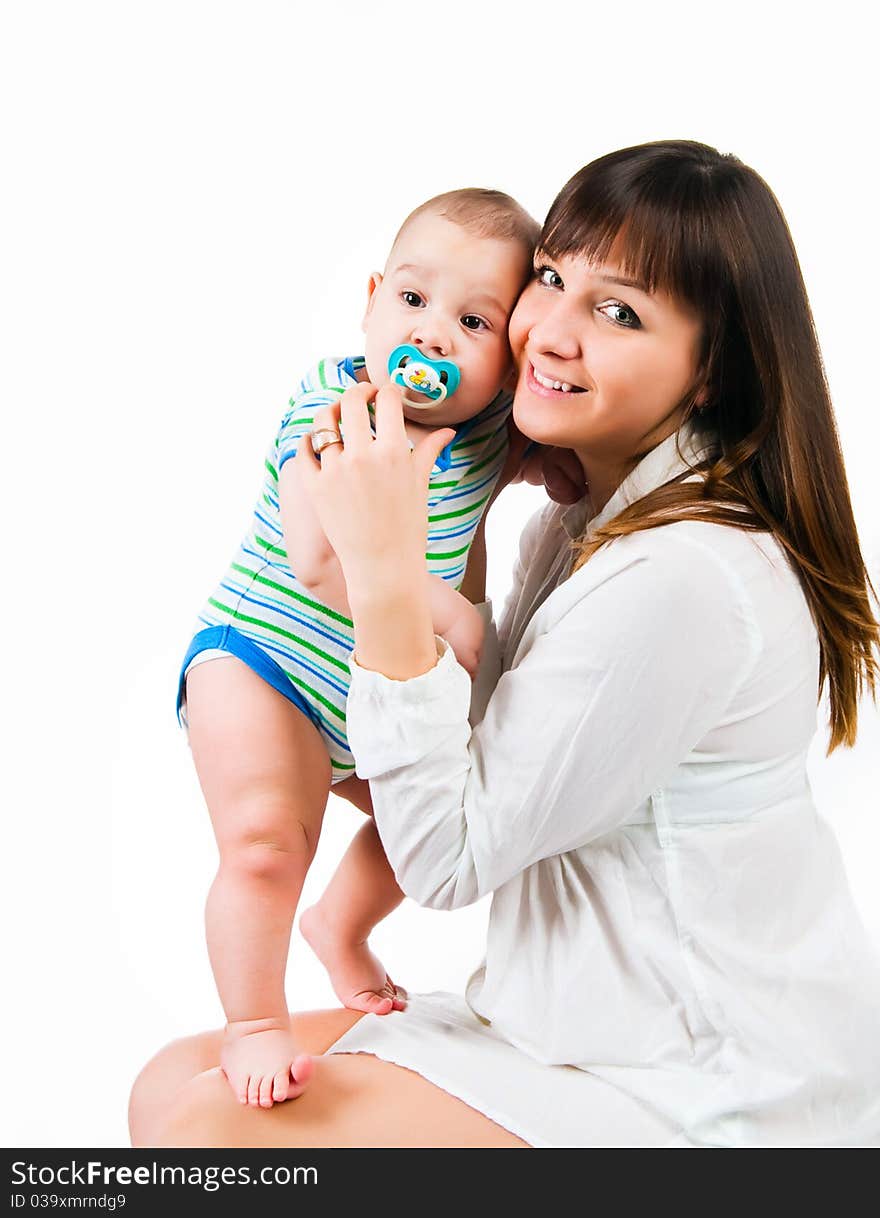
left=542, top=140, right=878, bottom=752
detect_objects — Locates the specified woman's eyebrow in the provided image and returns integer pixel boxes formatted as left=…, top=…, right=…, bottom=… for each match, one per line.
left=597, top=273, right=651, bottom=294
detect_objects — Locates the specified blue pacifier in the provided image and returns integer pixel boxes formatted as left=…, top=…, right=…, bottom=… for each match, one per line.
left=388, top=344, right=461, bottom=409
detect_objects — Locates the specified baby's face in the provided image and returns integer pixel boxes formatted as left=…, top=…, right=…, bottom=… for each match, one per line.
left=362, top=212, right=530, bottom=426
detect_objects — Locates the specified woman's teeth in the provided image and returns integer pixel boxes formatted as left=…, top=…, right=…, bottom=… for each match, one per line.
left=532, top=366, right=579, bottom=392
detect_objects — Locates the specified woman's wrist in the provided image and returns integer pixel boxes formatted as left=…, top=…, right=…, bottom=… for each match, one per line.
left=348, top=573, right=440, bottom=680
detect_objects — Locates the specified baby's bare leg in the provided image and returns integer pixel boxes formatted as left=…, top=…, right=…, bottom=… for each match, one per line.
left=185, top=657, right=332, bottom=1109
left=299, top=813, right=407, bottom=1015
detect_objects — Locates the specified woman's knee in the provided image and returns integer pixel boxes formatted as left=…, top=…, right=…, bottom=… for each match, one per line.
left=128, top=1009, right=361, bottom=1146
left=149, top=1068, right=233, bottom=1148
left=128, top=1028, right=222, bottom=1147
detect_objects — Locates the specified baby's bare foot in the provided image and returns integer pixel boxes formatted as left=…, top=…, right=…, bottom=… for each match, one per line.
left=299, top=905, right=407, bottom=1016
left=220, top=1018, right=314, bottom=1109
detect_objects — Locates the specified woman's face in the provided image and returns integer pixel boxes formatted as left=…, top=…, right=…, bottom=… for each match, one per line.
left=508, top=241, right=705, bottom=479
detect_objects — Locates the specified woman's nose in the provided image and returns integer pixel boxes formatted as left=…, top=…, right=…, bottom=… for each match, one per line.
left=526, top=299, right=581, bottom=361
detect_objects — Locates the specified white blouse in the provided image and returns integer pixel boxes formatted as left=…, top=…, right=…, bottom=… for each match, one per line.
left=345, top=425, right=880, bottom=1147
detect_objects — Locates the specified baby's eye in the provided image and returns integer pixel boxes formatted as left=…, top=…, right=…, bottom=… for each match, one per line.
left=461, top=314, right=488, bottom=331
left=402, top=291, right=425, bottom=308
left=598, top=302, right=642, bottom=329
left=535, top=265, right=564, bottom=289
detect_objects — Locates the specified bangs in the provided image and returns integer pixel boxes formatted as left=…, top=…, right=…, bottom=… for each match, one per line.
left=539, top=149, right=734, bottom=312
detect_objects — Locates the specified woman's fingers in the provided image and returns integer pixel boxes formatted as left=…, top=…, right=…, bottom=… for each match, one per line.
left=542, top=446, right=587, bottom=504
left=371, top=381, right=408, bottom=445
left=400, top=423, right=456, bottom=491
left=372, top=381, right=453, bottom=482
left=290, top=378, right=451, bottom=590
left=310, top=400, right=344, bottom=456
left=519, top=446, right=546, bottom=487
left=339, top=381, right=378, bottom=449
left=294, top=400, right=347, bottom=494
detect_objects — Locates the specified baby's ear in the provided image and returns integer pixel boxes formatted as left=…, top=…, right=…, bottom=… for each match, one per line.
left=361, top=272, right=382, bottom=331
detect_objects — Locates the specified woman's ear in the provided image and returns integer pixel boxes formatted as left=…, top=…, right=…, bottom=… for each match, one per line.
left=361, top=272, right=382, bottom=332
left=692, top=378, right=712, bottom=411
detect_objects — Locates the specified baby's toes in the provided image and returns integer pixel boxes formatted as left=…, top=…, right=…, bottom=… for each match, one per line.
left=272, top=1069, right=290, bottom=1104
left=288, top=1053, right=314, bottom=1100
left=258, top=1074, right=275, bottom=1109
left=226, top=1066, right=246, bottom=1105
left=352, top=990, right=394, bottom=1016
left=247, top=1074, right=262, bottom=1108
left=384, top=975, right=408, bottom=1012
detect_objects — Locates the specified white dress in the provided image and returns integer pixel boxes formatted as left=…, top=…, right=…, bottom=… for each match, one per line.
left=325, top=425, right=880, bottom=1148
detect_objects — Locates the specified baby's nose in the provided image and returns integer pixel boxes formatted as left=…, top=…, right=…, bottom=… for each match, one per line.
left=412, top=324, right=451, bottom=359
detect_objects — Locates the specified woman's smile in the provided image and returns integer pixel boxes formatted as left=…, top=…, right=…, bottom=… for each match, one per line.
left=526, top=361, right=589, bottom=396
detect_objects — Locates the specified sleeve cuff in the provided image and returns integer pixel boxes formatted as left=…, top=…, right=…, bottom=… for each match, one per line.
left=346, top=635, right=473, bottom=779
left=349, top=633, right=465, bottom=703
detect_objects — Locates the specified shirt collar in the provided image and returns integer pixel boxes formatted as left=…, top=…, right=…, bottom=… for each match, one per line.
left=560, top=420, right=716, bottom=540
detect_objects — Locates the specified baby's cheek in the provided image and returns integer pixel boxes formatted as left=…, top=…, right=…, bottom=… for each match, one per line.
left=507, top=303, right=527, bottom=344
left=507, top=314, right=529, bottom=362
left=484, top=339, right=517, bottom=393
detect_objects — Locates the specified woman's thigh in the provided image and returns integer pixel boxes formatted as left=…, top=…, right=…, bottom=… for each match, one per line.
left=130, top=1009, right=529, bottom=1149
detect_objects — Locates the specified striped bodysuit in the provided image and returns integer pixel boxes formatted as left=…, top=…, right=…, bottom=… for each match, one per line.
left=177, top=355, right=512, bottom=783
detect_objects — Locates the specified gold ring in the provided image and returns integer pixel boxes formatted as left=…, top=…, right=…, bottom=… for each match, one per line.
left=311, top=428, right=344, bottom=455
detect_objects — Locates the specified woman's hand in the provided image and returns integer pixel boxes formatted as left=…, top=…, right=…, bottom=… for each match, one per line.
left=294, top=381, right=454, bottom=603
left=536, top=446, right=587, bottom=505
left=487, top=416, right=587, bottom=512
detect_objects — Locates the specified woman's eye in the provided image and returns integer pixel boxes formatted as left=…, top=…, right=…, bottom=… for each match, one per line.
left=402, top=291, right=424, bottom=308
left=535, top=265, right=563, bottom=289
left=599, top=302, right=641, bottom=329
left=461, top=314, right=488, bottom=331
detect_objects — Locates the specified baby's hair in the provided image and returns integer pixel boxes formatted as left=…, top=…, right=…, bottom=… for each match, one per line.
left=389, top=188, right=540, bottom=263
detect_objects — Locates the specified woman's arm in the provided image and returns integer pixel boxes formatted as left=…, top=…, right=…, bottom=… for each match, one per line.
left=295, top=547, right=485, bottom=678
left=294, top=385, right=760, bottom=911
left=345, top=531, right=760, bottom=909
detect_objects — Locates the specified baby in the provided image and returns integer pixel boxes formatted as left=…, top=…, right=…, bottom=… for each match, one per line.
left=177, top=188, right=539, bottom=1107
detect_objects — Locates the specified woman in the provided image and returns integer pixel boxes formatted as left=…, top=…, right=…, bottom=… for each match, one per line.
left=129, top=141, right=880, bottom=1148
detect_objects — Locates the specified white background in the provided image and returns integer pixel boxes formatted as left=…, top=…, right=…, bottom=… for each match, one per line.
left=2, top=1, right=878, bottom=1148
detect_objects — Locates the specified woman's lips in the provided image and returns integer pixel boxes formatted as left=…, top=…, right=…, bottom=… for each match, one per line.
left=525, top=362, right=587, bottom=398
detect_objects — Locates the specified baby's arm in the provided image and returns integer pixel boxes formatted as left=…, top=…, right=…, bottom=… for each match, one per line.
left=426, top=574, right=485, bottom=678
left=278, top=455, right=337, bottom=584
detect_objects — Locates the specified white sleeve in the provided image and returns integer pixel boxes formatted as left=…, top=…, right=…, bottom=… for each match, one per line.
left=346, top=530, right=761, bottom=911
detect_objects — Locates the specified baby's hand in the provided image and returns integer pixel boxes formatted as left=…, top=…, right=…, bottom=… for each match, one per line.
left=441, top=600, right=485, bottom=679
left=220, top=1017, right=314, bottom=1109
